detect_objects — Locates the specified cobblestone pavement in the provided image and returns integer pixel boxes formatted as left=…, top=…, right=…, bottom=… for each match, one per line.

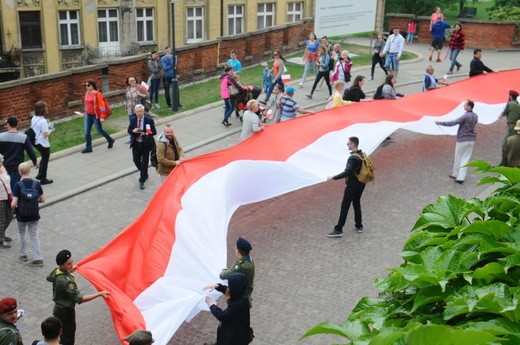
left=0, top=114, right=504, bottom=344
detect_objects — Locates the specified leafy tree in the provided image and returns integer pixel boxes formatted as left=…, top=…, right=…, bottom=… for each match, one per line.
left=302, top=162, right=520, bottom=345
left=385, top=0, right=461, bottom=16
left=489, top=4, right=520, bottom=20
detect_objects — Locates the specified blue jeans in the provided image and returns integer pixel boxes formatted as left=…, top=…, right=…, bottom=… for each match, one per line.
left=223, top=98, right=235, bottom=122
left=150, top=78, right=160, bottom=104
left=163, top=77, right=172, bottom=107
left=385, top=53, right=399, bottom=73
left=84, top=114, right=113, bottom=150
left=264, top=78, right=285, bottom=102
left=300, top=60, right=318, bottom=84
left=449, top=49, right=461, bottom=71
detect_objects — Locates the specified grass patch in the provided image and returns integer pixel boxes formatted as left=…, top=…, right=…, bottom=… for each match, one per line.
left=443, top=1, right=494, bottom=23
left=44, top=42, right=417, bottom=154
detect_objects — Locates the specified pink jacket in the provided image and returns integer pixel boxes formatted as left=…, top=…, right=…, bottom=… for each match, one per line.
left=220, top=73, right=231, bottom=99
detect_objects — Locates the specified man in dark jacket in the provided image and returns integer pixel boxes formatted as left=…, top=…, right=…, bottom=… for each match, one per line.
left=0, top=117, right=38, bottom=189
left=128, top=104, right=157, bottom=190
left=327, top=136, right=366, bottom=238
left=204, top=273, right=251, bottom=345
left=469, top=49, right=493, bottom=77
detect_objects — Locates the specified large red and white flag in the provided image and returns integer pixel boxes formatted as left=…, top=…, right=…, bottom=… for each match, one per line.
left=78, top=70, right=519, bottom=345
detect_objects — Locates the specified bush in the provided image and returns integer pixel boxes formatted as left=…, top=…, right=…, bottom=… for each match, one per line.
left=489, top=6, right=520, bottom=20
left=302, top=161, right=520, bottom=345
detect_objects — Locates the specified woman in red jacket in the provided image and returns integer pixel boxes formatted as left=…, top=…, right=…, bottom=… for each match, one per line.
left=448, top=23, right=465, bottom=74
left=80, top=80, right=114, bottom=153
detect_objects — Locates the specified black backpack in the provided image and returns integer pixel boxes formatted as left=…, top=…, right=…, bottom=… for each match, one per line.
left=373, top=84, right=385, bottom=99
left=17, top=180, right=40, bottom=218
left=24, top=128, right=36, bottom=146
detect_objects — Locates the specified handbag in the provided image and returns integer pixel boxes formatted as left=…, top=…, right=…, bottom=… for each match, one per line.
left=0, top=178, right=12, bottom=204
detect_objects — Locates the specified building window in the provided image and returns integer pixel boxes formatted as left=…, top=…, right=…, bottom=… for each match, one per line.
left=257, top=3, right=275, bottom=29
left=98, top=9, right=119, bottom=43
left=287, top=2, right=303, bottom=22
left=136, top=8, right=154, bottom=43
left=59, top=11, right=80, bottom=46
left=19, top=11, right=42, bottom=49
left=227, top=5, right=244, bottom=36
left=186, top=7, right=204, bottom=43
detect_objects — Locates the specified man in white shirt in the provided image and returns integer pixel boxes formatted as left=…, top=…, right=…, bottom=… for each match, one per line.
left=380, top=28, right=405, bottom=79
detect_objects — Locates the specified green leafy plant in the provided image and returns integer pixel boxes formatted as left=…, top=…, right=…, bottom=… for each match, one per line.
left=302, top=161, right=520, bottom=344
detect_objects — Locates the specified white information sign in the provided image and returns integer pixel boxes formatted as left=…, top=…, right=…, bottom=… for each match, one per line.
left=314, top=0, right=377, bottom=37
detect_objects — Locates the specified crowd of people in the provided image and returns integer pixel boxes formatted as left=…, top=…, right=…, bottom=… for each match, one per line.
left=1, top=18, right=519, bottom=345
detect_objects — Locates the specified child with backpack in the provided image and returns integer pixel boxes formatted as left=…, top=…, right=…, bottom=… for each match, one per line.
left=11, top=162, right=45, bottom=267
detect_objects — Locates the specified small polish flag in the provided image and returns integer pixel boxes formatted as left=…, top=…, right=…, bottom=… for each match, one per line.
left=140, top=81, right=149, bottom=92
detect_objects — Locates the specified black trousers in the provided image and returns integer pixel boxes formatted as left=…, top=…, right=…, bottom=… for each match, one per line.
left=310, top=71, right=332, bottom=96
left=132, top=142, right=152, bottom=183
left=371, top=53, right=388, bottom=78
left=334, top=183, right=365, bottom=231
left=35, top=144, right=50, bottom=180
left=53, top=305, right=76, bottom=345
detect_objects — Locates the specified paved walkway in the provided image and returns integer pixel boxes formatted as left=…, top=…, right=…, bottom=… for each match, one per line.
left=38, top=37, right=520, bottom=206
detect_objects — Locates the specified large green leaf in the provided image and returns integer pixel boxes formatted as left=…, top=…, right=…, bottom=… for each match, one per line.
left=462, top=220, right=512, bottom=240
left=472, top=262, right=507, bottom=284
left=413, top=195, right=472, bottom=231
left=404, top=324, right=500, bottom=345
left=301, top=320, right=357, bottom=340
left=460, top=318, right=520, bottom=336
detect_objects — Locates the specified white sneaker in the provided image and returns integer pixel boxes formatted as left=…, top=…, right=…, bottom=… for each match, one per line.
left=298, top=83, right=303, bottom=88
left=155, top=103, right=161, bottom=109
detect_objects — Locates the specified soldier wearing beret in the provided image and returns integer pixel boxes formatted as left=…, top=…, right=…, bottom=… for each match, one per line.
left=219, top=237, right=255, bottom=307
left=0, top=297, right=23, bottom=345
left=124, top=329, right=154, bottom=345
left=46, top=249, right=110, bottom=345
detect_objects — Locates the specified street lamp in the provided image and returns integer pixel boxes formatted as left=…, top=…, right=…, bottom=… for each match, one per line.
left=170, top=0, right=180, bottom=111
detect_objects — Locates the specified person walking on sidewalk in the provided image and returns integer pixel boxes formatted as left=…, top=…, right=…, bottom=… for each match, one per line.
left=380, top=28, right=405, bottom=79
left=156, top=124, right=184, bottom=181
left=263, top=50, right=287, bottom=103
left=370, top=33, right=388, bottom=80
left=32, top=101, right=54, bottom=184
left=447, top=23, right=465, bottom=74
left=128, top=104, right=157, bottom=190
left=435, top=99, right=478, bottom=184
left=220, top=66, right=243, bottom=126
left=306, top=45, right=332, bottom=99
left=47, top=249, right=110, bottom=345
left=0, top=154, right=13, bottom=249
left=80, top=80, right=114, bottom=153
left=148, top=51, right=162, bottom=109
left=429, top=20, right=451, bottom=62
left=11, top=162, right=45, bottom=266
left=298, top=33, right=320, bottom=87
left=0, top=117, right=38, bottom=189
left=326, top=137, right=366, bottom=238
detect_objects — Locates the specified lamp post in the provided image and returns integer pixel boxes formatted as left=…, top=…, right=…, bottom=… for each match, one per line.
left=170, top=0, right=180, bottom=111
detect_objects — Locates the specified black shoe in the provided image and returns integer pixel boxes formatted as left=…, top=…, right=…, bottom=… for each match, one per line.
left=108, top=141, right=114, bottom=149
left=355, top=225, right=364, bottom=233
left=326, top=230, right=344, bottom=238
left=456, top=63, right=462, bottom=71
left=221, top=120, right=229, bottom=126
left=306, top=94, right=312, bottom=99
left=40, top=179, right=53, bottom=185
left=81, top=148, right=92, bottom=153
left=139, top=182, right=145, bottom=190
left=28, top=260, right=44, bottom=267
left=455, top=180, right=464, bottom=184
left=4, top=236, right=11, bottom=242
left=19, top=255, right=28, bottom=262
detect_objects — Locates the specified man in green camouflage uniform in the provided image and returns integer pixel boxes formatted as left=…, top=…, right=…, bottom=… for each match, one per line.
left=0, top=297, right=23, bottom=345
left=46, top=249, right=110, bottom=345
left=220, top=237, right=255, bottom=307
left=502, top=90, right=520, bottom=147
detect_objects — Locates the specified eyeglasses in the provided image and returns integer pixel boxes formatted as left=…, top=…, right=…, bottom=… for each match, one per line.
left=85, top=84, right=90, bottom=87
left=273, top=54, right=279, bottom=56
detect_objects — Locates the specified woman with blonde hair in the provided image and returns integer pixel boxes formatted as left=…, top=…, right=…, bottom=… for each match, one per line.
left=239, top=99, right=264, bottom=141
left=331, top=50, right=353, bottom=89
left=331, top=81, right=353, bottom=108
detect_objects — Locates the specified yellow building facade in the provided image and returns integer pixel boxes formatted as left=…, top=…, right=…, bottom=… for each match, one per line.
left=0, top=0, right=319, bottom=77
left=0, top=0, right=384, bottom=78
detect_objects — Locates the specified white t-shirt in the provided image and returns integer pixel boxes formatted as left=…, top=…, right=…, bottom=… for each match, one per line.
left=31, top=115, right=50, bottom=148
